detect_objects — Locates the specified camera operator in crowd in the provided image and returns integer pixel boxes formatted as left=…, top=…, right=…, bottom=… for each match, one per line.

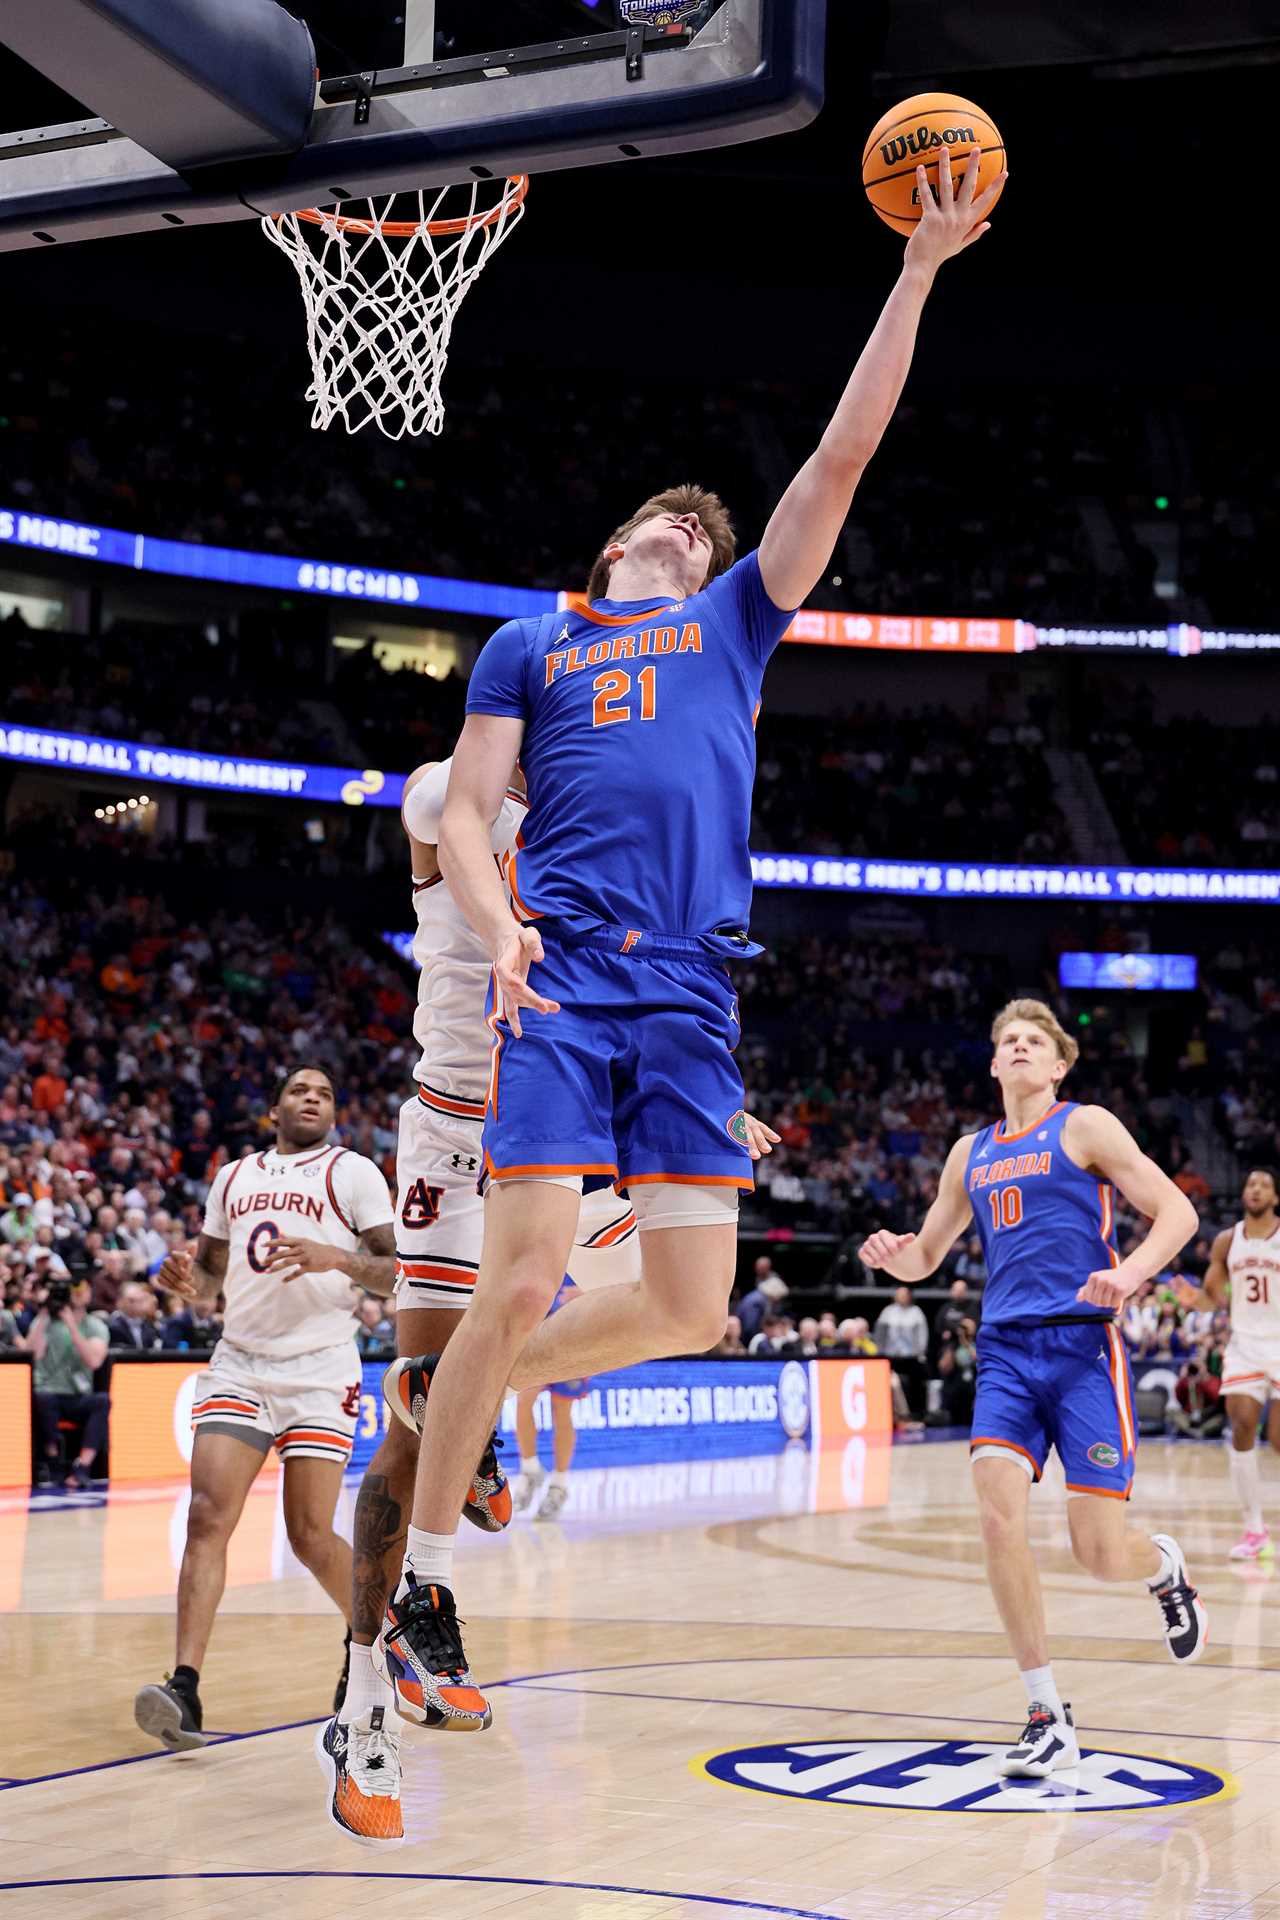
left=27, top=1277, right=110, bottom=1489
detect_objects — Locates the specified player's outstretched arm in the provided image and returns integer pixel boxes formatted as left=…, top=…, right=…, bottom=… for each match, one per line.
left=858, top=1136, right=975, bottom=1282
left=757, top=146, right=1007, bottom=613
left=439, top=713, right=560, bottom=1039
left=1068, top=1107, right=1199, bottom=1311
left=1173, top=1228, right=1230, bottom=1314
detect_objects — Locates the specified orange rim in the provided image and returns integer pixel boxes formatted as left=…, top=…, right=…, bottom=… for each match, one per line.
left=284, top=175, right=528, bottom=238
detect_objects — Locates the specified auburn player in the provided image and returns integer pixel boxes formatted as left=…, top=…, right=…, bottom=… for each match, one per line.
left=133, top=1067, right=394, bottom=1751
left=376, top=148, right=1006, bottom=1754
left=1176, top=1167, right=1280, bottom=1559
left=861, top=999, right=1205, bottom=1780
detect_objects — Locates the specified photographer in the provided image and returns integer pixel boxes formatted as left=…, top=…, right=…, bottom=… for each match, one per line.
left=27, top=1276, right=110, bottom=1489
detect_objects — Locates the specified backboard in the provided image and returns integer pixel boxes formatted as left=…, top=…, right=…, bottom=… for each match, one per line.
left=0, top=0, right=825, bottom=253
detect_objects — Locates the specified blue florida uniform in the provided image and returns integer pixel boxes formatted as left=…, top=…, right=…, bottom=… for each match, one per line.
left=467, top=552, right=795, bottom=1188
left=966, top=1099, right=1138, bottom=1498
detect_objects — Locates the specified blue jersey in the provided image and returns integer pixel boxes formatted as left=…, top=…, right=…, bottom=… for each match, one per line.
left=965, top=1100, right=1119, bottom=1326
left=465, top=552, right=794, bottom=948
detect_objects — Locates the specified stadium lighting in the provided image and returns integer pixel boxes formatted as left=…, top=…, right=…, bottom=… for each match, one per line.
left=1154, top=495, right=1170, bottom=510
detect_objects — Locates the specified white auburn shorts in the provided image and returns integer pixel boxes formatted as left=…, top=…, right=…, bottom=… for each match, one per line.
left=395, top=1089, right=642, bottom=1314
left=190, top=1338, right=361, bottom=1464
left=1221, top=1332, right=1280, bottom=1404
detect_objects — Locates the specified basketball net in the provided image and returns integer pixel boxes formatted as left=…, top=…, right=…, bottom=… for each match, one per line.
left=261, top=177, right=528, bottom=439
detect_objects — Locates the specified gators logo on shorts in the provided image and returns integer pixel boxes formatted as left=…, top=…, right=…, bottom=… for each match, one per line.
left=1087, top=1441, right=1120, bottom=1469
left=726, top=1110, right=749, bottom=1146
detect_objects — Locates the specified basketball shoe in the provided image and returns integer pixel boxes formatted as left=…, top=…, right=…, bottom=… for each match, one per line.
left=133, top=1674, right=207, bottom=1752
left=1229, top=1526, right=1274, bottom=1561
left=382, top=1353, right=512, bottom=1532
left=512, top=1462, right=546, bottom=1513
left=1150, top=1533, right=1207, bottom=1662
left=316, top=1706, right=403, bottom=1848
left=997, top=1703, right=1079, bottom=1779
left=380, top=1571, right=491, bottom=1731
left=535, top=1480, right=569, bottom=1522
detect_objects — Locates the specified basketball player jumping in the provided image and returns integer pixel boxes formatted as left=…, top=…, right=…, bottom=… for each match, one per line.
left=1175, top=1166, right=1280, bottom=1560
left=375, top=148, right=1008, bottom=1749
left=861, top=999, right=1206, bottom=1780
left=318, top=759, right=776, bottom=1847
left=134, top=1067, right=395, bottom=1751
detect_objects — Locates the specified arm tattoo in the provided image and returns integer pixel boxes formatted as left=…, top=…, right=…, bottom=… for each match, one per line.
left=352, top=1472, right=405, bottom=1640
left=346, top=1223, right=397, bottom=1298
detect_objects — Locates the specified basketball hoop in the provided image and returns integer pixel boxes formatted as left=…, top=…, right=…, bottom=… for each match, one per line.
left=261, top=176, right=528, bottom=439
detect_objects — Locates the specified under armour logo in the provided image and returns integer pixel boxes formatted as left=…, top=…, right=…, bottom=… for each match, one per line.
left=450, top=1153, right=479, bottom=1173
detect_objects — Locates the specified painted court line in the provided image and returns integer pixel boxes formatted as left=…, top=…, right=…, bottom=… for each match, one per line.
left=3, top=1653, right=1273, bottom=1795
left=0, top=1870, right=847, bottom=1918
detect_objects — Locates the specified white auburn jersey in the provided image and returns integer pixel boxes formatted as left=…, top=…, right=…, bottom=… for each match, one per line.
left=408, top=757, right=527, bottom=1116
left=203, top=1143, right=394, bottom=1358
left=1227, top=1219, right=1280, bottom=1338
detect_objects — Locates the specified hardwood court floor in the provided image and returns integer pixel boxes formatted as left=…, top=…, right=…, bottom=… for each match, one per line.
left=2, top=1437, right=1279, bottom=1920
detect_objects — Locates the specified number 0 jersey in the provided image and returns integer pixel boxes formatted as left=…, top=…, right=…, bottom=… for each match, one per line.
left=203, top=1144, right=394, bottom=1357
left=465, top=552, right=796, bottom=949
left=965, top=1100, right=1119, bottom=1326
left=1226, top=1219, right=1280, bottom=1338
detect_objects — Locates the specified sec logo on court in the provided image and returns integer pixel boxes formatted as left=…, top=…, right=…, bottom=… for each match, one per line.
left=692, top=1738, right=1233, bottom=1814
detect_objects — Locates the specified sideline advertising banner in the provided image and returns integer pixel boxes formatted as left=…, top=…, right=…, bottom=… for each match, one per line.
left=0, top=1362, right=32, bottom=1489
left=104, top=1354, right=892, bottom=1489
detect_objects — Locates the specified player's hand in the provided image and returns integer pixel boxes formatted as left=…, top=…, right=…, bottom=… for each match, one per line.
left=494, top=923, right=560, bottom=1040
left=158, top=1240, right=199, bottom=1299
left=742, top=1112, right=781, bottom=1161
left=1171, top=1275, right=1202, bottom=1312
left=859, top=1230, right=916, bottom=1272
left=1077, top=1262, right=1146, bottom=1311
left=264, top=1236, right=336, bottom=1282
left=904, top=146, right=1007, bottom=274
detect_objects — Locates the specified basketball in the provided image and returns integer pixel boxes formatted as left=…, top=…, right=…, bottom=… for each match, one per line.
left=862, top=92, right=1006, bottom=237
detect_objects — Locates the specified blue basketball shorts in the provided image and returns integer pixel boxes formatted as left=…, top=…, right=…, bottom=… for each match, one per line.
left=970, top=1319, right=1137, bottom=1498
left=482, top=931, right=753, bottom=1191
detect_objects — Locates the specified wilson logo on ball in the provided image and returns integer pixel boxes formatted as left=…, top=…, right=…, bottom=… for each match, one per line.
left=879, top=123, right=976, bottom=168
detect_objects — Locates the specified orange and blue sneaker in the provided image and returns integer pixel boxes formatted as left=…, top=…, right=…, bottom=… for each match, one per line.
left=316, top=1707, right=403, bottom=1848
left=380, top=1572, right=491, bottom=1732
left=382, top=1353, right=512, bottom=1533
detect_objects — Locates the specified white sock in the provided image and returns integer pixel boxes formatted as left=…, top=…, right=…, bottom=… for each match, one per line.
left=401, top=1524, right=454, bottom=1593
left=547, top=1470, right=569, bottom=1491
left=519, top=1456, right=543, bottom=1478
left=1148, top=1536, right=1179, bottom=1590
left=339, top=1641, right=393, bottom=1726
left=1019, top=1665, right=1065, bottom=1721
left=1229, top=1446, right=1265, bottom=1533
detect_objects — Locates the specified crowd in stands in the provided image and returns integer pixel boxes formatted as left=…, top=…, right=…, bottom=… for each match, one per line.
left=1, top=863, right=1259, bottom=1463
left=1090, top=704, right=1280, bottom=869
left=3, top=311, right=1269, bottom=631
left=751, top=708, right=1069, bottom=863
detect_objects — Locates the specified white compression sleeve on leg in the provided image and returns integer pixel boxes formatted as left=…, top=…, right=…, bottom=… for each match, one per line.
left=627, top=1182, right=741, bottom=1232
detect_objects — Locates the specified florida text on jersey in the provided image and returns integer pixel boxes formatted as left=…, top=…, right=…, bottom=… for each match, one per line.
left=466, top=552, right=795, bottom=945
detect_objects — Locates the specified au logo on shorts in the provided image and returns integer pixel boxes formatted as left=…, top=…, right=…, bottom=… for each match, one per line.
left=692, top=1739, right=1233, bottom=1814
left=725, top=1110, right=749, bottom=1146
left=1088, top=1441, right=1121, bottom=1469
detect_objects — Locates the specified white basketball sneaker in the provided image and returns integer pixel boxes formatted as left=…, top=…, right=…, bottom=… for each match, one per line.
left=997, top=1703, right=1079, bottom=1779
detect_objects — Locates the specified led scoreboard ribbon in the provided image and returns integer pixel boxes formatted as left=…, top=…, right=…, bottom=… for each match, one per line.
left=4, top=503, right=1279, bottom=650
